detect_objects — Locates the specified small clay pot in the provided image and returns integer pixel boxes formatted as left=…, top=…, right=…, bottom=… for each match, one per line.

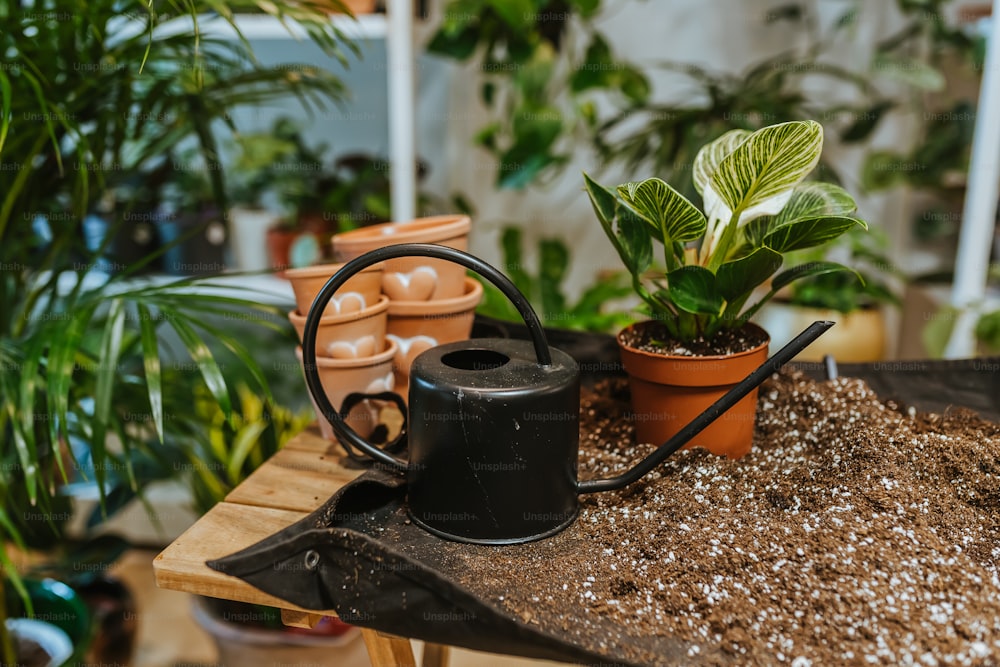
left=284, top=262, right=384, bottom=318
left=756, top=302, right=886, bottom=362
left=288, top=296, right=389, bottom=360
left=294, top=342, right=397, bottom=441
left=617, top=321, right=770, bottom=459
left=386, top=276, right=483, bottom=401
left=330, top=215, right=472, bottom=301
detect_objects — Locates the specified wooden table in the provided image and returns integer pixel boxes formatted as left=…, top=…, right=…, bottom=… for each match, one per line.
left=153, top=426, right=449, bottom=667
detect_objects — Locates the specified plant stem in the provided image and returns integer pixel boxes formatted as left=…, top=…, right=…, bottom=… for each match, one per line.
left=707, top=210, right=742, bottom=272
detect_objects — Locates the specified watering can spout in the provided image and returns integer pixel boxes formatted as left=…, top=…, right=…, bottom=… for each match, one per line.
left=576, top=320, right=835, bottom=495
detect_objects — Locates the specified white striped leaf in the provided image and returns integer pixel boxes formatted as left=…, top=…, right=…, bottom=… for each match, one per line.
left=711, top=120, right=823, bottom=218
left=763, top=215, right=866, bottom=253
left=693, top=128, right=751, bottom=196
left=741, top=181, right=859, bottom=250
left=617, top=177, right=706, bottom=244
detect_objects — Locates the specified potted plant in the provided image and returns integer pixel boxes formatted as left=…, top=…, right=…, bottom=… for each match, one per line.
left=228, top=134, right=298, bottom=272
left=584, top=120, right=866, bottom=458
left=239, top=118, right=338, bottom=271
left=756, top=227, right=902, bottom=362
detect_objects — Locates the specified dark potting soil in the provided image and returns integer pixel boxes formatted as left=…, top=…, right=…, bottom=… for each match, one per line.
left=620, top=321, right=769, bottom=357
left=423, top=371, right=1000, bottom=665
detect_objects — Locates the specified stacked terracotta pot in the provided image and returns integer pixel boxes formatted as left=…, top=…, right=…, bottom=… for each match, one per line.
left=285, top=260, right=395, bottom=440
left=331, top=215, right=481, bottom=402
left=287, top=215, right=481, bottom=441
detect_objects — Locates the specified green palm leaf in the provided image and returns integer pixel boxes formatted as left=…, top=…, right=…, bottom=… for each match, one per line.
left=165, top=311, right=233, bottom=422
left=136, top=304, right=164, bottom=444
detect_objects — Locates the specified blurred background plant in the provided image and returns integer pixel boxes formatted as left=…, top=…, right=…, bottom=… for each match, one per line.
left=783, top=227, right=902, bottom=314
left=427, top=0, right=649, bottom=189
left=0, top=0, right=357, bottom=661
left=475, top=226, right=633, bottom=332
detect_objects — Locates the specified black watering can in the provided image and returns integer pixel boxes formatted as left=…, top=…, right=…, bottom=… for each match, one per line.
left=300, top=244, right=833, bottom=545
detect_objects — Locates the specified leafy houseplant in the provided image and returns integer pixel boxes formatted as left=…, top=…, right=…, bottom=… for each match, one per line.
left=0, top=0, right=354, bottom=662
left=584, top=120, right=866, bottom=457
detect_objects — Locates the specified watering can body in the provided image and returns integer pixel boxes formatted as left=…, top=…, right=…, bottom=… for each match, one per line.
left=408, top=339, right=580, bottom=543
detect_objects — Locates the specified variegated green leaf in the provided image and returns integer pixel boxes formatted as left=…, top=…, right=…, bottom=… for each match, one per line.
left=768, top=182, right=858, bottom=224
left=583, top=171, right=616, bottom=226
left=771, top=261, right=858, bottom=292
left=711, top=120, right=824, bottom=217
left=737, top=182, right=859, bottom=253
left=693, top=128, right=751, bottom=196
left=716, top=247, right=783, bottom=302
left=617, top=177, right=706, bottom=243
left=763, top=215, right=867, bottom=253
left=667, top=266, right=723, bottom=315
left=584, top=172, right=652, bottom=276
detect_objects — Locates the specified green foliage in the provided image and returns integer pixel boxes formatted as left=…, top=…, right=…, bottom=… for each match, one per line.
left=585, top=120, right=867, bottom=343
left=0, top=2, right=356, bottom=654
left=785, top=227, right=902, bottom=313
left=186, top=383, right=312, bottom=515
left=975, top=310, right=1000, bottom=353
left=428, top=0, right=648, bottom=189
left=476, top=227, right=633, bottom=333
left=230, top=117, right=446, bottom=229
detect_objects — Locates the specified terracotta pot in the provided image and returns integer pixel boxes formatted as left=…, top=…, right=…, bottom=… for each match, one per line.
left=617, top=321, right=770, bottom=459
left=755, top=302, right=886, bottom=362
left=331, top=215, right=472, bottom=301
left=267, top=228, right=326, bottom=272
left=386, top=276, right=483, bottom=401
left=294, top=342, right=397, bottom=441
left=285, top=262, right=384, bottom=318
left=288, top=296, right=389, bottom=360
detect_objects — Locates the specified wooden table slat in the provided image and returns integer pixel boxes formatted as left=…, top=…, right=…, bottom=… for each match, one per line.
left=224, top=445, right=363, bottom=512
left=153, top=499, right=336, bottom=614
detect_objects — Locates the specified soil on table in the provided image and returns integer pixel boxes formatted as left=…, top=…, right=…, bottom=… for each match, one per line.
left=431, top=371, right=1000, bottom=665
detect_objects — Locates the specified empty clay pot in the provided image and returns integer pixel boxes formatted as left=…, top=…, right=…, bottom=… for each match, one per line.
left=756, top=302, right=886, bottom=362
left=330, top=215, right=472, bottom=301
left=285, top=262, right=384, bottom=318
left=294, top=342, right=397, bottom=441
left=288, top=296, right=389, bottom=360
left=385, top=276, right=483, bottom=401
left=617, top=321, right=770, bottom=459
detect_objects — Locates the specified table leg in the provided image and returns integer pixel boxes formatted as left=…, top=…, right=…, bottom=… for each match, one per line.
left=422, top=642, right=450, bottom=667
left=361, top=627, right=417, bottom=667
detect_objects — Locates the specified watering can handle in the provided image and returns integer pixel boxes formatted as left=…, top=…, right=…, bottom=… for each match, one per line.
left=300, top=243, right=553, bottom=472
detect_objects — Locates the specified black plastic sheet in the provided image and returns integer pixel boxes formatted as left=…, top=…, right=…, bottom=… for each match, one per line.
left=209, top=320, right=1000, bottom=666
